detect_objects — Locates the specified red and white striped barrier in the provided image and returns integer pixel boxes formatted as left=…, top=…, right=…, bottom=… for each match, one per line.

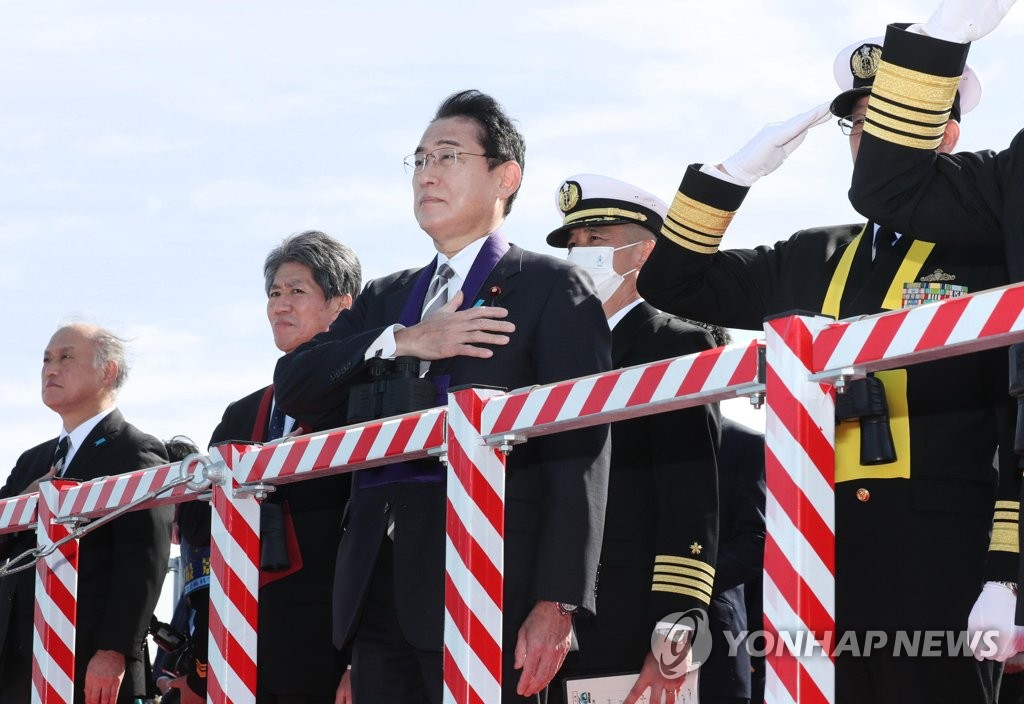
left=234, top=407, right=447, bottom=485
left=207, top=442, right=261, bottom=703
left=33, top=479, right=81, bottom=704
left=763, top=315, right=836, bottom=704
left=813, top=282, right=1024, bottom=380
left=0, top=493, right=38, bottom=536
left=443, top=387, right=507, bottom=704
left=480, top=339, right=763, bottom=443
left=9, top=280, right=1024, bottom=703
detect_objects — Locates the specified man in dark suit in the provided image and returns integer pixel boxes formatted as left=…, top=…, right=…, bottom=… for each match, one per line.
left=274, top=90, right=611, bottom=703
left=543, top=174, right=721, bottom=704
left=0, top=323, right=172, bottom=704
left=701, top=417, right=766, bottom=704
left=636, top=37, right=1018, bottom=704
left=170, top=231, right=362, bottom=703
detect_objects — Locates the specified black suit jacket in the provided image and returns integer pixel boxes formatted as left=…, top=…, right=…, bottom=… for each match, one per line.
left=554, top=302, right=719, bottom=692
left=700, top=419, right=766, bottom=700
left=0, top=410, right=172, bottom=704
left=274, top=242, right=612, bottom=653
left=206, top=386, right=349, bottom=695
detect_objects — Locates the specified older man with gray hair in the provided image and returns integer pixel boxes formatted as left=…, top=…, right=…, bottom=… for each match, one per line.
left=0, top=322, right=173, bottom=704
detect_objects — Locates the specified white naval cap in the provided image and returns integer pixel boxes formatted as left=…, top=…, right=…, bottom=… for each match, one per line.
left=546, top=173, right=669, bottom=248
left=829, top=34, right=980, bottom=121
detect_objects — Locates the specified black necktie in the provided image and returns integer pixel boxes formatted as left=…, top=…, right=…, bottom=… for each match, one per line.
left=268, top=404, right=287, bottom=440
left=873, top=227, right=898, bottom=259
left=52, top=435, right=70, bottom=476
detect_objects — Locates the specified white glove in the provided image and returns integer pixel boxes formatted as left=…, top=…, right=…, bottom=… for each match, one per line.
left=913, top=0, right=1018, bottom=42
left=967, top=581, right=1018, bottom=661
left=716, top=103, right=832, bottom=188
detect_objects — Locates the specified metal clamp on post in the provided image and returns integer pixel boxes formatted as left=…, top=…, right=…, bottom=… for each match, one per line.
left=748, top=344, right=767, bottom=409
left=235, top=483, right=276, bottom=501
left=492, top=434, right=525, bottom=456
left=833, top=366, right=864, bottom=395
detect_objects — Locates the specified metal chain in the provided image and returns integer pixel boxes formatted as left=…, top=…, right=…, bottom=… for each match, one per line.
left=0, top=453, right=222, bottom=579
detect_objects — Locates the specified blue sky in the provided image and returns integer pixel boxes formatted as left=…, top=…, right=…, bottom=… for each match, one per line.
left=3, top=0, right=1023, bottom=479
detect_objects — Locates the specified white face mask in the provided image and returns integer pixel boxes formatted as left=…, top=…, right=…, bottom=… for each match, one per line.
left=566, top=242, right=640, bottom=303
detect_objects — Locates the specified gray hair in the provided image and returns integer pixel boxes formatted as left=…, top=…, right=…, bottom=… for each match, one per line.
left=90, top=327, right=130, bottom=390
left=263, top=230, right=362, bottom=300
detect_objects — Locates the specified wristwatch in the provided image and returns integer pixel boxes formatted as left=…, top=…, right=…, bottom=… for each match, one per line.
left=556, top=602, right=579, bottom=616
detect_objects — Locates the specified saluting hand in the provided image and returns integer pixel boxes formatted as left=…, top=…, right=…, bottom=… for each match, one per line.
left=916, top=0, right=1018, bottom=43
left=716, top=103, right=832, bottom=187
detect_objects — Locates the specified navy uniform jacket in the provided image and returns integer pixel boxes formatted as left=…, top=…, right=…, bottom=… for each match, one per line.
left=848, top=23, right=1024, bottom=622
left=700, top=418, right=766, bottom=701
left=197, top=386, right=350, bottom=696
left=0, top=410, right=172, bottom=704
left=849, top=24, right=1024, bottom=274
left=637, top=165, right=1019, bottom=633
left=554, top=301, right=720, bottom=693
left=273, top=243, right=611, bottom=665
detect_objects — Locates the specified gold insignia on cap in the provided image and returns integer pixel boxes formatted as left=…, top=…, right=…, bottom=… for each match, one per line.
left=689, top=542, right=702, bottom=555
left=850, top=44, right=882, bottom=80
left=920, top=268, right=956, bottom=282
left=558, top=180, right=581, bottom=213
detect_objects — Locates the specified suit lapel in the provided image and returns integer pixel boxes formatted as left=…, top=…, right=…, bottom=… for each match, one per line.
left=429, top=246, right=524, bottom=379
left=63, top=409, right=124, bottom=481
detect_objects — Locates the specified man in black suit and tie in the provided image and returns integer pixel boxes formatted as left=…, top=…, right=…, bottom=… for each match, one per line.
left=543, top=174, right=721, bottom=704
left=274, top=90, right=611, bottom=703
left=170, top=231, right=362, bottom=703
left=0, top=323, right=172, bottom=704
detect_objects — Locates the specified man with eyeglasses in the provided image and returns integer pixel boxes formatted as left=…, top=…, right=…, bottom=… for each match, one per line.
left=274, top=89, right=611, bottom=704
left=636, top=36, right=1018, bottom=704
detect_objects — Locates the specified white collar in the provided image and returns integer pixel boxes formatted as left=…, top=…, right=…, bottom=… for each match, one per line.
left=436, top=235, right=489, bottom=286
left=608, top=299, right=644, bottom=330
left=62, top=407, right=117, bottom=469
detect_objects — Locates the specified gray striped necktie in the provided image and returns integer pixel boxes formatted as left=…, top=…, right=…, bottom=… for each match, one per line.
left=421, top=262, right=455, bottom=321
left=415, top=264, right=455, bottom=392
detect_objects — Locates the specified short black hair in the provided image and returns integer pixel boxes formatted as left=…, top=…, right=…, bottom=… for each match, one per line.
left=433, top=89, right=526, bottom=215
left=264, top=230, right=362, bottom=300
left=164, top=435, right=200, bottom=462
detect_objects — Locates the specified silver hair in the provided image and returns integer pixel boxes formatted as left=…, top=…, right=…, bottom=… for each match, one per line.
left=263, top=230, right=362, bottom=300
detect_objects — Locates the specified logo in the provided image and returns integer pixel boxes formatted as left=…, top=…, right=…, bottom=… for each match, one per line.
left=559, top=180, right=581, bottom=213
left=651, top=609, right=712, bottom=679
left=850, top=43, right=882, bottom=81
left=920, top=268, right=956, bottom=282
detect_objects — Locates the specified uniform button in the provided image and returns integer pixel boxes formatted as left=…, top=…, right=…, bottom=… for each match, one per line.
left=856, top=488, right=870, bottom=502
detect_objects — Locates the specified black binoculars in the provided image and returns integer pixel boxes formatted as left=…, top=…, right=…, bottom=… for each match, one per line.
left=260, top=499, right=290, bottom=573
left=347, top=355, right=437, bottom=424
left=835, top=373, right=897, bottom=465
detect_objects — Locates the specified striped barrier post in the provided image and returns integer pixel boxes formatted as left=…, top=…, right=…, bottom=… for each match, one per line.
left=443, top=387, right=507, bottom=704
left=207, top=442, right=261, bottom=704
left=33, top=478, right=80, bottom=704
left=763, top=314, right=836, bottom=704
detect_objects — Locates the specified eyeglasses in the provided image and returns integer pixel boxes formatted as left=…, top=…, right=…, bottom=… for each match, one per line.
left=838, top=115, right=866, bottom=137
left=403, top=147, right=493, bottom=174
